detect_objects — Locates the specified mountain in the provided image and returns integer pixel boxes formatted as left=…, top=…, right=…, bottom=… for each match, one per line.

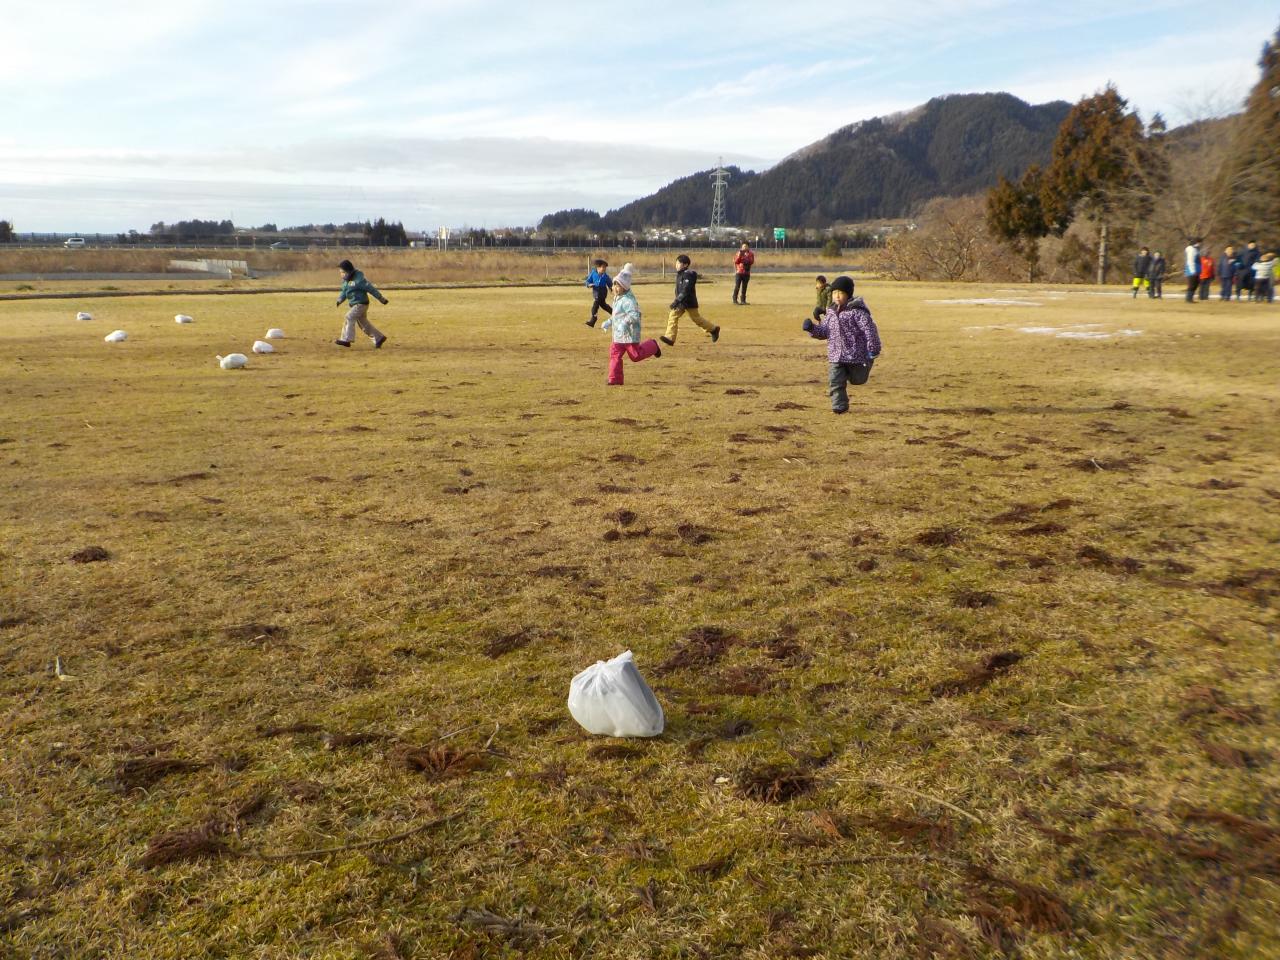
left=543, top=93, right=1072, bottom=231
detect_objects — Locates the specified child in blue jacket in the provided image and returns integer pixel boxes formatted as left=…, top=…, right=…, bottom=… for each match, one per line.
left=801, top=276, right=881, bottom=414
left=585, top=259, right=612, bottom=327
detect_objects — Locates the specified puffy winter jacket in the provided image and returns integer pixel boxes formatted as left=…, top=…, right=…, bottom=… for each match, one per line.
left=808, top=296, right=882, bottom=364
left=671, top=268, right=699, bottom=309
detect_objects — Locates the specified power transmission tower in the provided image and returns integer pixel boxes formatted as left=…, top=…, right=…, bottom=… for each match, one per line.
left=710, top=158, right=730, bottom=240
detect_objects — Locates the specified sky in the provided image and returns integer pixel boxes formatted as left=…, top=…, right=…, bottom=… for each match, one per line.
left=2, top=1, right=1274, bottom=233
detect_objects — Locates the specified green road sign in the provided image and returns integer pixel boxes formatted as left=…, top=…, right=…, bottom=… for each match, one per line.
left=773, top=227, right=786, bottom=240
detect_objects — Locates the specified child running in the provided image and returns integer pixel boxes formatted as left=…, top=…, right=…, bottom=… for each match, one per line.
left=334, top=259, right=389, bottom=348
left=585, top=258, right=612, bottom=327
left=601, top=264, right=661, bottom=385
left=801, top=276, right=881, bottom=415
left=661, top=254, right=720, bottom=346
left=812, top=274, right=832, bottom=320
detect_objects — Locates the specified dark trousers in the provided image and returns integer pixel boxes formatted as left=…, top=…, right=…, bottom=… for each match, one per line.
left=591, top=289, right=613, bottom=321
left=828, top=360, right=872, bottom=412
left=1242, top=274, right=1255, bottom=300
left=1256, top=279, right=1274, bottom=303
left=1198, top=278, right=1212, bottom=300
left=1220, top=278, right=1234, bottom=300
left=732, top=273, right=750, bottom=303
left=1149, top=277, right=1162, bottom=298
left=1185, top=275, right=1199, bottom=302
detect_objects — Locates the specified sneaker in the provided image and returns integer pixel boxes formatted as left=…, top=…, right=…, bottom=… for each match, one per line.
left=373, top=335, right=387, bottom=349
left=659, top=335, right=674, bottom=346
left=710, top=326, right=720, bottom=343
left=732, top=299, right=739, bottom=305
left=586, top=318, right=596, bottom=327
left=832, top=408, right=848, bottom=415
left=334, top=339, right=351, bottom=348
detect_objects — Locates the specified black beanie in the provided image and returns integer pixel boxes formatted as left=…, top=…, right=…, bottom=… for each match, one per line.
left=831, top=276, right=854, bottom=296
left=338, top=259, right=355, bottom=275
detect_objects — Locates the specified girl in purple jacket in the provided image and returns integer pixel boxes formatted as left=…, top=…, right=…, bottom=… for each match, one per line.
left=801, top=276, right=881, bottom=414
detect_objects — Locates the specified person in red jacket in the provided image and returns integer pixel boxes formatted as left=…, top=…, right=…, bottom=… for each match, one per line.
left=1198, top=248, right=1216, bottom=300
left=732, top=241, right=755, bottom=305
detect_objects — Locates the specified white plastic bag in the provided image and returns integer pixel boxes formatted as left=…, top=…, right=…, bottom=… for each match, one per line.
left=175, top=314, right=194, bottom=324
left=251, top=340, right=274, bottom=353
left=104, top=330, right=127, bottom=342
left=265, top=328, right=285, bottom=339
left=76, top=311, right=93, bottom=322
left=567, top=650, right=664, bottom=737
left=217, top=353, right=247, bottom=369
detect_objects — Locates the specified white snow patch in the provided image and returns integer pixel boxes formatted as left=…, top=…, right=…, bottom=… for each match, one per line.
left=103, top=330, right=127, bottom=342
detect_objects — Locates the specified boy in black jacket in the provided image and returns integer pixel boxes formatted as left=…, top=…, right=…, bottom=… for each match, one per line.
left=1131, top=247, right=1151, bottom=298
left=660, top=254, right=720, bottom=346
left=1147, top=252, right=1165, bottom=299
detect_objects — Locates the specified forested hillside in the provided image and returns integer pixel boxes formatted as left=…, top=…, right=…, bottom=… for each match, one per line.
left=540, top=93, right=1071, bottom=230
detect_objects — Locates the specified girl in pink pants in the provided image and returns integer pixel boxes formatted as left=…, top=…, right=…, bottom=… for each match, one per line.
left=601, top=264, right=661, bottom=385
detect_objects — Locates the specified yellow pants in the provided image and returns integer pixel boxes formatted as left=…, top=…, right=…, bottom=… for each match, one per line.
left=1131, top=277, right=1149, bottom=290
left=664, top=306, right=715, bottom=343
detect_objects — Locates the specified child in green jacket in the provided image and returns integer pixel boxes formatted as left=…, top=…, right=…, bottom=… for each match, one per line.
left=812, top=275, right=832, bottom=321
left=334, top=259, right=390, bottom=348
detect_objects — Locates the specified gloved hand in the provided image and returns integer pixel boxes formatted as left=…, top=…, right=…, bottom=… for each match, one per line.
left=802, top=318, right=814, bottom=332
left=335, top=299, right=343, bottom=307
left=381, top=298, right=390, bottom=305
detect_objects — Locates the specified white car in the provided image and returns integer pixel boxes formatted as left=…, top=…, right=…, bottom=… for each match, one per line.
left=64, top=237, right=86, bottom=248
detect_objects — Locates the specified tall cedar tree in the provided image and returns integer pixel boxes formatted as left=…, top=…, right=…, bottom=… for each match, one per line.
left=986, top=165, right=1050, bottom=280
left=1041, top=85, right=1159, bottom=281
left=1226, top=24, right=1280, bottom=239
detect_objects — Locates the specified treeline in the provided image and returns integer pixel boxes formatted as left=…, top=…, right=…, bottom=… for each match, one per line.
left=984, top=22, right=1279, bottom=282
left=135, top=218, right=410, bottom=246
left=541, top=93, right=1070, bottom=231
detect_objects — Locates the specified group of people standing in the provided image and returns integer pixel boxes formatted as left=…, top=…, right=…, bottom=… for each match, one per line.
left=1131, top=240, right=1277, bottom=303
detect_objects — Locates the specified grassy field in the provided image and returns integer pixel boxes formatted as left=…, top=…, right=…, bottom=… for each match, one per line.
left=2, top=276, right=1278, bottom=959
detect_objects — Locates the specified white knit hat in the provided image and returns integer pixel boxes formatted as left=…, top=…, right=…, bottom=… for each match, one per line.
left=614, top=262, right=634, bottom=291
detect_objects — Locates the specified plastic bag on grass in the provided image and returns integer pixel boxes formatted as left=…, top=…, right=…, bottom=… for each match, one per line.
left=251, top=340, right=274, bottom=353
left=76, top=311, right=93, bottom=322
left=104, top=330, right=127, bottom=342
left=567, top=650, right=664, bottom=737
left=217, top=353, right=247, bottom=369
left=265, top=328, right=285, bottom=339
left=174, top=314, right=194, bottom=324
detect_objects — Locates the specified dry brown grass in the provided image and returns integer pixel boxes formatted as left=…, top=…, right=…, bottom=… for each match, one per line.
left=1, top=277, right=1278, bottom=958
left=0, top=245, right=861, bottom=292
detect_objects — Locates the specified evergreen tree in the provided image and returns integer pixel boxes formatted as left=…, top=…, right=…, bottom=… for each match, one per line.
left=986, top=165, right=1051, bottom=281
left=1226, top=23, right=1280, bottom=239
left=1040, top=85, right=1159, bottom=282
